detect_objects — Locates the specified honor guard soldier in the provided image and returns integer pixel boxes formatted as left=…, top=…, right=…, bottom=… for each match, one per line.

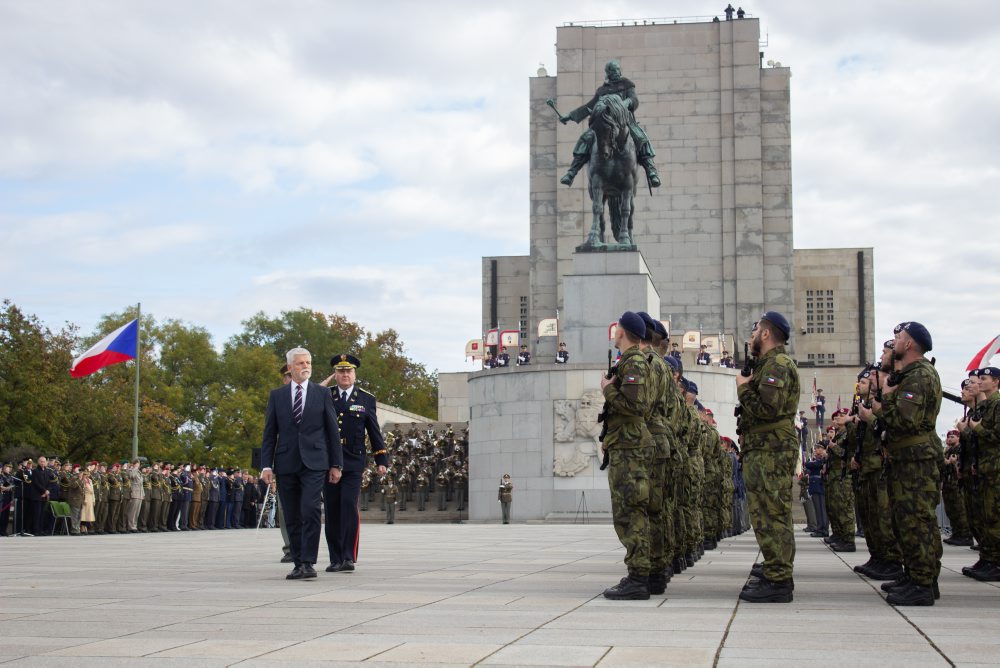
left=498, top=474, right=513, bottom=523
left=556, top=342, right=570, bottom=364
left=696, top=345, right=711, bottom=366
left=324, top=354, right=388, bottom=573
left=517, top=345, right=531, bottom=366
left=736, top=311, right=801, bottom=603
left=861, top=322, right=944, bottom=604
left=496, top=347, right=511, bottom=368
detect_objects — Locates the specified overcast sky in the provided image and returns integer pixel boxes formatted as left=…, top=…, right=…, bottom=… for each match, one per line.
left=1, top=1, right=997, bottom=429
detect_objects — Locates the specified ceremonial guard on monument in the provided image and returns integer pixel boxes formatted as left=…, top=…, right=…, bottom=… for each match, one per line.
left=559, top=60, right=661, bottom=188
left=323, top=354, right=388, bottom=573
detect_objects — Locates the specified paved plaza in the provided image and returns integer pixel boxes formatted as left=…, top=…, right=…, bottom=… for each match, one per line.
left=0, top=523, right=998, bottom=666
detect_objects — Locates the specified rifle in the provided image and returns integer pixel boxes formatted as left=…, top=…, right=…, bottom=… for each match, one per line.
left=598, top=348, right=614, bottom=471
left=734, top=342, right=753, bottom=436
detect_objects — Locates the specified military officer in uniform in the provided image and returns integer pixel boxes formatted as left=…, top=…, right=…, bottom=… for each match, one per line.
left=959, top=366, right=1000, bottom=581
left=498, top=474, right=513, bottom=523
left=382, top=476, right=398, bottom=524
left=517, top=345, right=531, bottom=366
left=496, top=347, right=511, bottom=368
left=601, top=311, right=656, bottom=600
left=324, top=354, right=388, bottom=573
left=559, top=60, right=661, bottom=188
left=556, top=342, right=570, bottom=364
left=736, top=311, right=800, bottom=603
left=862, top=322, right=944, bottom=605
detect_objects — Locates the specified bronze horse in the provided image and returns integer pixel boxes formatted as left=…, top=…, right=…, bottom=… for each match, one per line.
left=585, top=94, right=638, bottom=247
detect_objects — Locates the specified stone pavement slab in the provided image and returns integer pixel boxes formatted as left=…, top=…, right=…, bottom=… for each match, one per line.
left=0, top=524, right=997, bottom=666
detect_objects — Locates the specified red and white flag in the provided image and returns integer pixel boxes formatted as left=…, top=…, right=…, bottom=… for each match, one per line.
left=967, top=334, right=1000, bottom=371
left=70, top=319, right=138, bottom=378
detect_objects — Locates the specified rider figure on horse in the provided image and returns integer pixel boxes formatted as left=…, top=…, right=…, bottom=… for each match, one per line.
left=559, top=60, right=661, bottom=188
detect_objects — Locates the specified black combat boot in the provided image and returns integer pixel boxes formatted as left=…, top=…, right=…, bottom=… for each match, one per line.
left=831, top=541, right=856, bottom=552
left=603, top=574, right=650, bottom=600
left=809, top=530, right=827, bottom=538
left=739, top=577, right=793, bottom=603
left=853, top=557, right=877, bottom=575
left=672, top=556, right=686, bottom=573
left=823, top=536, right=836, bottom=545
left=881, top=575, right=911, bottom=592
left=664, top=564, right=674, bottom=582
left=962, top=559, right=987, bottom=577
left=750, top=562, right=764, bottom=579
left=944, top=535, right=973, bottom=546
left=685, top=552, right=695, bottom=567
left=648, top=572, right=667, bottom=595
left=886, top=582, right=934, bottom=606
left=867, top=560, right=904, bottom=581
left=971, top=561, right=1000, bottom=582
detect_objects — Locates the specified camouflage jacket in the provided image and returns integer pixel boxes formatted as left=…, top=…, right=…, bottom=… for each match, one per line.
left=602, top=345, right=654, bottom=450
left=972, top=390, right=1000, bottom=475
left=875, top=358, right=942, bottom=461
left=646, top=351, right=673, bottom=459
left=858, top=418, right=884, bottom=476
left=737, top=345, right=800, bottom=450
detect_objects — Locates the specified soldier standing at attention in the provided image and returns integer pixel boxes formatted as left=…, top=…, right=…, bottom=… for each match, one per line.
left=382, top=476, right=397, bottom=524
left=498, top=474, right=513, bottom=523
left=825, top=408, right=857, bottom=552
left=942, top=429, right=971, bottom=546
left=600, top=311, right=656, bottom=600
left=736, top=311, right=800, bottom=603
left=517, top=345, right=531, bottom=366
left=959, top=366, right=1000, bottom=581
left=416, top=469, right=428, bottom=511
left=861, top=322, right=944, bottom=605
left=496, top=347, right=511, bottom=368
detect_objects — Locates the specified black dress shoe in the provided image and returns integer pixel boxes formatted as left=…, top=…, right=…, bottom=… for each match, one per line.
left=280, top=554, right=294, bottom=563
left=326, top=561, right=343, bottom=572
left=286, top=566, right=305, bottom=580
left=340, top=559, right=355, bottom=572
left=301, top=564, right=317, bottom=579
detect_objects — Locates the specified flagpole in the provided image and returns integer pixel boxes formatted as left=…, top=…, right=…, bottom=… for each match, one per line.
left=132, top=302, right=141, bottom=460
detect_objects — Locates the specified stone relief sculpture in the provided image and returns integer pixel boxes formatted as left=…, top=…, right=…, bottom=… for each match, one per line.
left=553, top=389, right=603, bottom=476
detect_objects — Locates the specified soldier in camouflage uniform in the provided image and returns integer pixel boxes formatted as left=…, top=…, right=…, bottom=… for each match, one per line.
left=851, top=366, right=904, bottom=581
left=959, top=366, right=1000, bottom=581
left=663, top=355, right=689, bottom=574
left=600, top=311, right=656, bottom=600
left=959, top=373, right=986, bottom=553
left=637, top=313, right=675, bottom=595
left=824, top=408, right=857, bottom=551
left=498, top=474, right=513, bottom=523
left=737, top=311, right=800, bottom=603
left=862, top=321, right=943, bottom=606
left=941, top=429, right=972, bottom=545
left=680, top=381, right=704, bottom=566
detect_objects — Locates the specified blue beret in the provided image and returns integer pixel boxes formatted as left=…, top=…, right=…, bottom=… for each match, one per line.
left=894, top=321, right=932, bottom=352
left=961, top=378, right=972, bottom=389
left=760, top=311, right=791, bottom=341
left=618, top=311, right=646, bottom=340
left=686, top=380, right=699, bottom=395
left=663, top=354, right=681, bottom=371
left=636, top=312, right=656, bottom=341
left=857, top=368, right=872, bottom=380
left=978, top=367, right=1000, bottom=378
left=651, top=318, right=668, bottom=339
left=694, top=399, right=705, bottom=411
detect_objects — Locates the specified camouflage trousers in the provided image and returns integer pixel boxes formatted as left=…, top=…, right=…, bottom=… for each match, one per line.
left=886, top=458, right=942, bottom=586
left=607, top=446, right=654, bottom=576
left=857, top=472, right=902, bottom=563
left=701, top=464, right=719, bottom=540
left=684, top=454, right=704, bottom=553
left=962, top=478, right=984, bottom=545
left=743, top=447, right=797, bottom=582
left=979, top=471, right=1000, bottom=562
left=648, top=453, right=674, bottom=572
left=941, top=478, right=970, bottom=538
left=825, top=474, right=856, bottom=542
left=671, top=461, right=688, bottom=560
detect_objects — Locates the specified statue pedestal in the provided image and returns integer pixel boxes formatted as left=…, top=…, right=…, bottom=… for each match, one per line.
left=561, top=251, right=661, bottom=365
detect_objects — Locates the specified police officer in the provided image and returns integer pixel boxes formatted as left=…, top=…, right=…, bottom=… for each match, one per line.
left=601, top=311, right=656, bottom=600
left=324, top=354, right=388, bottom=573
left=861, top=322, right=943, bottom=605
left=736, top=311, right=800, bottom=603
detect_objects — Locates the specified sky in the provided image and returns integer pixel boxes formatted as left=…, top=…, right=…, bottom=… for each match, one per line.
left=2, top=1, right=998, bottom=429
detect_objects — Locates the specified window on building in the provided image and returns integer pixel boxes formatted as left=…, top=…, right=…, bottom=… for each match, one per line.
left=519, top=296, right=528, bottom=340
left=805, top=288, right=835, bottom=334
left=806, top=353, right=836, bottom=366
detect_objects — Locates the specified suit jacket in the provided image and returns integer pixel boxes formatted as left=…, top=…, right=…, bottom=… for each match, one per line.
left=261, top=380, right=342, bottom=475
left=333, top=386, right=387, bottom=473
left=31, top=465, right=52, bottom=501
left=127, top=468, right=145, bottom=500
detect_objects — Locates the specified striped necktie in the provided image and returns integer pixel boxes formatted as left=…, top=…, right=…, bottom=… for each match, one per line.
left=293, top=384, right=303, bottom=424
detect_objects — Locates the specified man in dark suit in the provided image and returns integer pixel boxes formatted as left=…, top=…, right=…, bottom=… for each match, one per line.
left=261, top=347, right=342, bottom=580
left=31, top=456, right=54, bottom=535
left=321, top=354, right=388, bottom=572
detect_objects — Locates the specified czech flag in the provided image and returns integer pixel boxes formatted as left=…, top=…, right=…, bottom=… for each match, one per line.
left=70, top=319, right=138, bottom=378
left=967, top=334, right=1000, bottom=371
